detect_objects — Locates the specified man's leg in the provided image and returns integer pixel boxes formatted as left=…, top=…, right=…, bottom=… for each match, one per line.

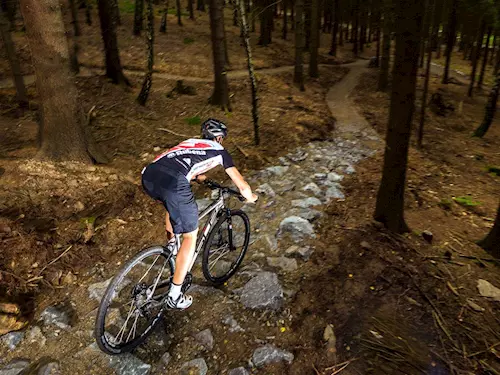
left=172, top=229, right=198, bottom=285
left=165, top=212, right=174, bottom=241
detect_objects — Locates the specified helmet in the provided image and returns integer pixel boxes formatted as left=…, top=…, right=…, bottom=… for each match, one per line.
left=201, top=118, right=228, bottom=140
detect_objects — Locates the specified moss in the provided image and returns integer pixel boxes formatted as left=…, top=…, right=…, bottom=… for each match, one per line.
left=438, top=199, right=453, bottom=210
left=453, top=196, right=481, bottom=207
left=183, top=37, right=195, bottom=44
left=486, top=166, right=500, bottom=176
left=185, top=116, right=202, bottom=126
left=119, top=0, right=135, bottom=13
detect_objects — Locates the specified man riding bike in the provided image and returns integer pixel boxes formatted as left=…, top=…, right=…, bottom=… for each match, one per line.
left=141, top=119, right=258, bottom=310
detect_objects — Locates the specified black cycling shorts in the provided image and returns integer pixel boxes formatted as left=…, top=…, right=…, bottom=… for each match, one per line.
left=141, top=163, right=198, bottom=234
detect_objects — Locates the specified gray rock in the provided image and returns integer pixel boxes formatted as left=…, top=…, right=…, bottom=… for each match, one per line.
left=88, top=277, right=131, bottom=301
left=40, top=305, right=72, bottom=329
left=239, top=272, right=283, bottom=310
left=37, top=362, right=61, bottom=375
left=222, top=315, right=245, bottom=332
left=285, top=246, right=314, bottom=261
left=276, top=180, right=296, bottom=194
left=360, top=241, right=372, bottom=250
left=263, top=234, right=278, bottom=251
left=241, top=203, right=256, bottom=213
left=313, top=173, right=328, bottom=181
left=302, top=182, right=322, bottom=197
left=266, top=257, right=298, bottom=272
left=160, top=352, right=171, bottom=367
left=287, top=150, right=308, bottom=162
left=422, top=230, right=433, bottom=243
left=190, top=284, right=224, bottom=296
left=1, top=331, right=24, bottom=350
left=109, top=354, right=151, bottom=375
left=286, top=208, right=322, bottom=222
left=180, top=358, right=208, bottom=375
left=0, top=359, right=30, bottom=375
left=256, top=183, right=276, bottom=198
left=291, top=197, right=322, bottom=208
left=266, top=166, right=289, bottom=176
left=278, top=216, right=316, bottom=242
left=327, top=172, right=343, bottom=182
left=196, top=199, right=212, bottom=213
left=325, top=185, right=345, bottom=201
left=252, top=345, right=294, bottom=367
left=228, top=367, right=249, bottom=375
left=25, top=326, right=46, bottom=347
left=278, top=157, right=291, bottom=166
left=194, top=329, right=214, bottom=351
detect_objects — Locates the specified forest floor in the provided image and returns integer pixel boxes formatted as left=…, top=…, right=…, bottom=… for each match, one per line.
left=0, top=4, right=500, bottom=375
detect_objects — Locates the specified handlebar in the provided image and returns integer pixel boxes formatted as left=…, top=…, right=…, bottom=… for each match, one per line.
left=203, top=179, right=246, bottom=202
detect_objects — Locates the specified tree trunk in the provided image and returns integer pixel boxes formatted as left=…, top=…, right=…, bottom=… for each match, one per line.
left=189, top=0, right=195, bottom=19
left=441, top=0, right=457, bottom=84
left=97, top=0, right=130, bottom=85
left=418, top=0, right=435, bottom=148
left=430, top=0, right=442, bottom=50
left=328, top=0, right=338, bottom=56
left=468, top=20, right=485, bottom=97
left=197, top=0, right=205, bottom=11
left=0, top=10, right=27, bottom=106
left=352, top=0, right=359, bottom=56
left=304, top=2, right=311, bottom=49
left=375, top=12, right=380, bottom=65
left=477, top=202, right=500, bottom=257
left=137, top=0, right=154, bottom=105
left=308, top=0, right=319, bottom=77
left=209, top=0, right=230, bottom=109
left=378, top=12, right=390, bottom=91
left=419, top=0, right=431, bottom=68
left=338, top=13, right=343, bottom=45
left=134, top=0, right=144, bottom=35
left=84, top=0, right=92, bottom=25
left=18, top=0, right=96, bottom=162
left=474, top=69, right=500, bottom=138
left=176, top=0, right=183, bottom=25
left=282, top=0, right=287, bottom=40
left=290, top=0, right=294, bottom=30
left=294, top=0, right=305, bottom=91
left=235, top=0, right=259, bottom=145
left=490, top=32, right=496, bottom=65
left=374, top=0, right=423, bottom=233
left=113, top=0, right=121, bottom=25
left=259, top=0, right=273, bottom=45
left=1, top=0, right=16, bottom=28
left=478, top=26, right=492, bottom=89
left=69, top=0, right=81, bottom=36
left=160, top=0, right=169, bottom=32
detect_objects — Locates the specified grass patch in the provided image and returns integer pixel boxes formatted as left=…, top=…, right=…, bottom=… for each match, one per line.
left=486, top=166, right=500, bottom=176
left=453, top=196, right=481, bottom=207
left=168, top=8, right=188, bottom=16
left=438, top=198, right=453, bottom=210
left=185, top=116, right=202, bottom=126
left=118, top=0, right=135, bottom=13
left=183, top=37, right=195, bottom=45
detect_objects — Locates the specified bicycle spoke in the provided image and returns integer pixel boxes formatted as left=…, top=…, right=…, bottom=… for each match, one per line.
left=126, top=312, right=140, bottom=342
left=209, top=248, right=231, bottom=271
left=137, top=254, right=161, bottom=284
left=147, top=259, right=167, bottom=301
left=114, top=302, right=136, bottom=345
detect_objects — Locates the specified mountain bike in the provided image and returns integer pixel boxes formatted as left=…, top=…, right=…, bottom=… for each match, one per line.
left=94, top=180, right=251, bottom=355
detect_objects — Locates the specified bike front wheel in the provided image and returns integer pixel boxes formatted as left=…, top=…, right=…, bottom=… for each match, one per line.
left=94, top=246, right=175, bottom=355
left=202, top=209, right=250, bottom=285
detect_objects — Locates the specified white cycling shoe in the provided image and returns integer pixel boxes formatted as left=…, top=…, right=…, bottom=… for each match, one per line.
left=166, top=293, right=193, bottom=310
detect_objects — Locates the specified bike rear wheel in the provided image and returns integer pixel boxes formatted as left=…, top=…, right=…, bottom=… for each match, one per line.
left=202, top=209, right=250, bottom=284
left=94, top=246, right=175, bottom=355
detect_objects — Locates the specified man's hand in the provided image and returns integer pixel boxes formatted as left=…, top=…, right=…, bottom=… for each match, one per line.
left=246, top=193, right=258, bottom=204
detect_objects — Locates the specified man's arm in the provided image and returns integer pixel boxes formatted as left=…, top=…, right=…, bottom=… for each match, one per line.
left=225, top=167, right=258, bottom=203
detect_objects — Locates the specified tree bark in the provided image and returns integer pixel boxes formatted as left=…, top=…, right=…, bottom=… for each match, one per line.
left=294, top=0, right=305, bottom=91
left=478, top=26, right=492, bottom=89
left=134, top=0, right=144, bottom=35
left=308, top=0, right=319, bottom=77
left=352, top=0, right=359, bottom=56
left=0, top=10, right=27, bottom=106
left=189, top=0, right=195, bottom=19
left=477, top=202, right=500, bottom=257
left=338, top=12, right=343, bottom=45
left=468, top=20, right=485, bottom=97
left=209, top=0, right=231, bottom=109
left=377, top=11, right=390, bottom=91
left=258, top=0, right=273, bottom=45
left=282, top=0, right=287, bottom=40
left=84, top=0, right=92, bottom=25
left=197, top=0, right=205, bottom=10
left=374, top=11, right=380, bottom=65
left=235, top=0, right=259, bottom=145
left=97, top=0, right=130, bottom=85
left=176, top=0, right=183, bottom=25
left=18, top=0, right=97, bottom=163
left=69, top=0, right=81, bottom=36
left=490, top=32, right=496, bottom=65
left=113, top=0, right=121, bottom=25
left=328, top=0, right=338, bottom=56
left=160, top=0, right=169, bottom=32
left=374, top=0, right=423, bottom=233
left=441, top=0, right=457, bottom=83
left=1, top=0, right=16, bottom=28
left=137, top=0, right=154, bottom=105
left=419, top=0, right=430, bottom=68
left=474, top=69, right=500, bottom=138
left=290, top=0, right=294, bottom=30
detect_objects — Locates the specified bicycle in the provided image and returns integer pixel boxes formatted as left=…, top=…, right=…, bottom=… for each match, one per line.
left=94, top=180, right=252, bottom=355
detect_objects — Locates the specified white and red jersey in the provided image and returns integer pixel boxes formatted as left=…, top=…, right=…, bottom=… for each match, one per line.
left=147, top=138, right=234, bottom=180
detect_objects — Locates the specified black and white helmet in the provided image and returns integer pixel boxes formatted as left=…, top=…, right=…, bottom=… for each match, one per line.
left=201, top=118, right=228, bottom=140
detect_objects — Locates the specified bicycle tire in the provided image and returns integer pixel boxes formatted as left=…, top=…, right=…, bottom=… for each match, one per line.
left=202, top=209, right=250, bottom=285
left=94, top=246, right=175, bottom=355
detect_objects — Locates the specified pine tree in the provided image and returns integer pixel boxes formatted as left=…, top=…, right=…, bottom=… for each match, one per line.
left=473, top=68, right=500, bottom=138
left=477, top=202, right=500, bottom=257
left=138, top=0, right=155, bottom=105
left=134, top=0, right=144, bottom=35
left=308, top=0, right=320, bottom=77
left=294, top=0, right=305, bottom=91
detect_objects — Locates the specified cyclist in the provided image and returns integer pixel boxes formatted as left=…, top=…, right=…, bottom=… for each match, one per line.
left=141, top=119, right=258, bottom=309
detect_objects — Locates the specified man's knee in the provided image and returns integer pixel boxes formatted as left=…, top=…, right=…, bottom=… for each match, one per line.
left=183, top=229, right=198, bottom=239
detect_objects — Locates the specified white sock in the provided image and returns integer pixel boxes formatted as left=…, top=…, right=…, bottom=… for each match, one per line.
left=169, top=283, right=182, bottom=299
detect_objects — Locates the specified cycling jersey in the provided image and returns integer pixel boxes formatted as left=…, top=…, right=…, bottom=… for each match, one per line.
left=148, top=138, right=235, bottom=181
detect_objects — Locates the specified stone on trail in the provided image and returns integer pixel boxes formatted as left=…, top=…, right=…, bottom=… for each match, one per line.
left=301, top=182, right=322, bottom=197
left=285, top=245, right=314, bottom=261
left=194, top=328, right=214, bottom=351
left=477, top=279, right=500, bottom=302
left=37, top=361, right=61, bottom=375
left=287, top=150, right=308, bottom=162
left=252, top=344, right=294, bottom=367
left=263, top=234, right=278, bottom=251
left=422, top=230, right=434, bottom=243
left=160, top=352, right=172, bottom=367
left=286, top=208, right=322, bottom=222
left=239, top=272, right=284, bottom=310
left=266, top=166, right=289, bottom=177
left=0, top=359, right=30, bottom=375
left=1, top=331, right=24, bottom=350
left=292, top=197, right=322, bottom=208
left=228, top=367, right=249, bottom=375
left=222, top=315, right=245, bottom=333
left=275, top=180, right=296, bottom=194
left=278, top=216, right=316, bottom=242
left=25, top=326, right=46, bottom=347
left=266, top=257, right=298, bottom=272
left=109, top=353, right=151, bottom=375
left=325, top=185, right=345, bottom=201
left=179, top=358, right=208, bottom=375
left=189, top=284, right=224, bottom=296
left=256, top=183, right=276, bottom=198
left=327, top=172, right=343, bottom=182
left=88, top=277, right=131, bottom=301
left=39, top=305, right=73, bottom=329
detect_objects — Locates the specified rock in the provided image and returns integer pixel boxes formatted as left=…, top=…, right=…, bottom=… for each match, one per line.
left=39, top=305, right=72, bottom=329
left=276, top=180, right=296, bottom=194
left=278, top=157, right=291, bottom=166
left=325, top=185, right=345, bottom=201
left=240, top=272, right=283, bottom=310
left=422, top=230, right=434, bottom=243
left=37, top=362, right=61, bottom=375
left=327, top=172, right=343, bottom=182
left=222, top=315, right=245, bottom=333
left=73, top=201, right=85, bottom=212
left=360, top=241, right=372, bottom=250
left=477, top=279, right=500, bottom=302
left=106, top=308, right=124, bottom=326
left=313, top=173, right=328, bottom=181
left=287, top=150, right=308, bottom=162
left=179, top=358, right=208, bottom=375
left=301, top=182, right=322, bottom=197
left=266, top=166, right=289, bottom=177
left=194, top=329, right=214, bottom=351
left=153, top=146, right=161, bottom=152
left=196, top=199, right=212, bottom=212
left=278, top=216, right=316, bottom=242
left=263, top=235, right=278, bottom=251
left=1, top=331, right=24, bottom=350
left=62, top=271, right=77, bottom=285
left=190, top=284, right=224, bottom=296
left=26, top=326, right=46, bottom=346
left=0, top=223, right=12, bottom=233
left=88, top=277, right=131, bottom=301
left=266, top=257, right=298, bottom=272
left=286, top=208, right=322, bottom=222
left=228, top=367, right=249, bottom=375
left=109, top=353, right=151, bottom=375
left=160, top=352, right=172, bottom=367
left=0, top=359, right=30, bottom=375
left=252, top=345, right=294, bottom=367
left=256, top=183, right=276, bottom=198
left=323, top=324, right=337, bottom=362
left=285, top=246, right=313, bottom=261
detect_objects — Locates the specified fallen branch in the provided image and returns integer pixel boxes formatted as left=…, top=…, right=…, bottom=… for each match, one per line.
left=235, top=144, right=250, bottom=158
left=37, top=245, right=73, bottom=275
left=158, top=127, right=195, bottom=138
left=467, top=342, right=500, bottom=358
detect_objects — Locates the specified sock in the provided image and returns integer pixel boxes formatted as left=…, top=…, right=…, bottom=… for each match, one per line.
left=169, top=282, right=182, bottom=299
